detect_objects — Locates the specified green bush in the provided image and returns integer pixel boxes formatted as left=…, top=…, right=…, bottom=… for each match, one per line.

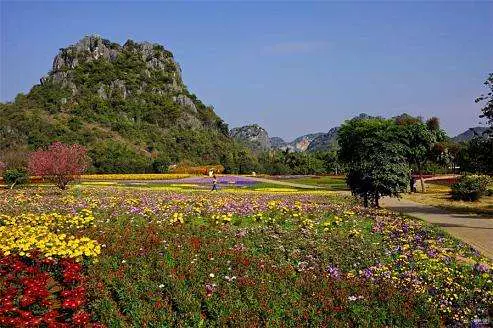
left=3, top=168, right=29, bottom=188
left=451, top=175, right=490, bottom=201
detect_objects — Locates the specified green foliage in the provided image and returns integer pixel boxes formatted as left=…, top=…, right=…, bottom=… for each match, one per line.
left=89, top=141, right=151, bottom=173
left=476, top=73, right=493, bottom=130
left=338, top=118, right=409, bottom=207
left=152, top=153, right=171, bottom=173
left=451, top=175, right=490, bottom=201
left=2, top=168, right=29, bottom=188
left=457, top=136, right=493, bottom=174
left=255, top=150, right=341, bottom=176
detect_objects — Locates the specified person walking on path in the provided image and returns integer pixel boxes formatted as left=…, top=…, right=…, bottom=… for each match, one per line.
left=211, top=174, right=218, bottom=191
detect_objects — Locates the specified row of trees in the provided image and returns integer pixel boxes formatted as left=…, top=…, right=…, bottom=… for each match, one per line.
left=339, top=73, right=492, bottom=207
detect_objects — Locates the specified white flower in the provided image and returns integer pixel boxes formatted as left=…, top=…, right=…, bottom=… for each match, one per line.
left=101, top=244, right=107, bottom=248
left=158, top=284, right=165, bottom=288
left=348, top=296, right=358, bottom=301
left=121, top=260, right=126, bottom=264
left=209, top=273, right=215, bottom=278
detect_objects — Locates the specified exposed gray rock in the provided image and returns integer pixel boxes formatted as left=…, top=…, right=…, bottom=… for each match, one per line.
left=270, top=137, right=287, bottom=148
left=173, top=95, right=197, bottom=112
left=41, top=35, right=186, bottom=99
left=110, top=79, right=127, bottom=99
left=230, top=124, right=271, bottom=151
left=97, top=85, right=107, bottom=100
left=306, top=127, right=340, bottom=152
left=271, top=133, right=324, bottom=152
left=452, top=127, right=490, bottom=142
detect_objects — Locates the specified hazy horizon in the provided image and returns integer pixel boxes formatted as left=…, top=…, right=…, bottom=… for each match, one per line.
left=1, top=1, right=492, bottom=140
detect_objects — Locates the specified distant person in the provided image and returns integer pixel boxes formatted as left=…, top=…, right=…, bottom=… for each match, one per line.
left=211, top=174, right=218, bottom=191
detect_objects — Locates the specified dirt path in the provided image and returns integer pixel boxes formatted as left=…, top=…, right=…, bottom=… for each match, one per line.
left=381, top=197, right=493, bottom=259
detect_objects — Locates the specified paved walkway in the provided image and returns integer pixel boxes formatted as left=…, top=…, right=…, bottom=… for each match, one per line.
left=381, top=197, right=493, bottom=259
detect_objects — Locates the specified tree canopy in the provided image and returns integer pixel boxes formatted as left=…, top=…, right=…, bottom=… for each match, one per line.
left=338, top=118, right=409, bottom=207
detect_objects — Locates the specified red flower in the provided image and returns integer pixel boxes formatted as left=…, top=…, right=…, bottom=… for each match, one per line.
left=72, top=311, right=90, bottom=325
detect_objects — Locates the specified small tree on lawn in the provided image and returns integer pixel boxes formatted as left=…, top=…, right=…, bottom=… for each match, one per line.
left=338, top=117, right=409, bottom=207
left=395, top=116, right=446, bottom=193
left=28, top=142, right=90, bottom=190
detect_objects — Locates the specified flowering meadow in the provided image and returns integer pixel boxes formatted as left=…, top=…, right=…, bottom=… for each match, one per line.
left=0, top=186, right=491, bottom=327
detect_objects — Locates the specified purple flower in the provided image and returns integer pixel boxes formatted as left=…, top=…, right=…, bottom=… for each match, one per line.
left=474, top=262, right=489, bottom=273
left=362, top=268, right=373, bottom=279
left=427, top=249, right=438, bottom=257
left=327, top=265, right=341, bottom=279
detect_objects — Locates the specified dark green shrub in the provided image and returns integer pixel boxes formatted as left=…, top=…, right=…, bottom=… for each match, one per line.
left=3, top=168, right=29, bottom=189
left=451, top=175, right=490, bottom=201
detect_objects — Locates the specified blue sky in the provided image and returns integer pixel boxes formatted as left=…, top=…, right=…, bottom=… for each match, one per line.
left=1, top=1, right=492, bottom=140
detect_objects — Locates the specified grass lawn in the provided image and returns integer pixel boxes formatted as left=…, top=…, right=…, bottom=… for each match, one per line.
left=0, top=185, right=491, bottom=326
left=276, top=175, right=349, bottom=190
left=404, top=182, right=493, bottom=216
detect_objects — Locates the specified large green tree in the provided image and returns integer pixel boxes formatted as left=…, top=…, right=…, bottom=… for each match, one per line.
left=395, top=116, right=446, bottom=192
left=338, top=118, right=409, bottom=207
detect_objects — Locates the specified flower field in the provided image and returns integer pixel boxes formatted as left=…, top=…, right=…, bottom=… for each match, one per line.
left=0, top=186, right=491, bottom=327
left=80, top=174, right=192, bottom=181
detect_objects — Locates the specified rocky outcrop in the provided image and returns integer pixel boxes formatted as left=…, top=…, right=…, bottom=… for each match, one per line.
left=173, top=95, right=197, bottom=112
left=40, top=35, right=184, bottom=98
left=306, top=127, right=340, bottom=152
left=452, top=127, right=489, bottom=142
left=230, top=124, right=271, bottom=151
left=270, top=133, right=324, bottom=152
left=269, top=137, right=287, bottom=149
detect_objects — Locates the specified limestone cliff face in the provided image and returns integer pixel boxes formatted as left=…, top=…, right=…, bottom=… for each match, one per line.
left=306, top=127, right=340, bottom=152
left=230, top=124, right=271, bottom=151
left=40, top=35, right=195, bottom=109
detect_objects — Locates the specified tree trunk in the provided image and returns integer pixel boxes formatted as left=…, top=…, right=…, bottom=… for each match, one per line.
left=374, top=193, right=380, bottom=207
left=417, top=163, right=426, bottom=193
left=363, top=193, right=369, bottom=208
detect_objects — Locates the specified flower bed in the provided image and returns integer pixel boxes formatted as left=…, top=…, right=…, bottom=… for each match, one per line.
left=1, top=187, right=491, bottom=326
left=81, top=173, right=192, bottom=181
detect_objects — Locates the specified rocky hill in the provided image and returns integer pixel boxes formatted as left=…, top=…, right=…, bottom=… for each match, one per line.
left=452, top=127, right=489, bottom=142
left=0, top=35, right=234, bottom=172
left=269, top=137, right=287, bottom=149
left=306, top=127, right=340, bottom=152
left=230, top=124, right=271, bottom=152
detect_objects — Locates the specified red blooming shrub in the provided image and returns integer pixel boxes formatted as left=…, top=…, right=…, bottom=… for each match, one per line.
left=28, top=142, right=90, bottom=190
left=0, top=253, right=102, bottom=327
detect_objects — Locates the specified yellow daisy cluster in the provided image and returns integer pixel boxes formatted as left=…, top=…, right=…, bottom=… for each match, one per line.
left=170, top=212, right=185, bottom=224
left=81, top=173, right=191, bottom=181
left=0, top=211, right=100, bottom=261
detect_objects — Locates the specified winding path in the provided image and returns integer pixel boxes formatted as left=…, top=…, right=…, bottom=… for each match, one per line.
left=381, top=197, right=493, bottom=259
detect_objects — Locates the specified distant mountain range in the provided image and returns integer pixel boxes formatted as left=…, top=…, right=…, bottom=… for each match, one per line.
left=230, top=126, right=339, bottom=153
left=230, top=119, right=489, bottom=154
